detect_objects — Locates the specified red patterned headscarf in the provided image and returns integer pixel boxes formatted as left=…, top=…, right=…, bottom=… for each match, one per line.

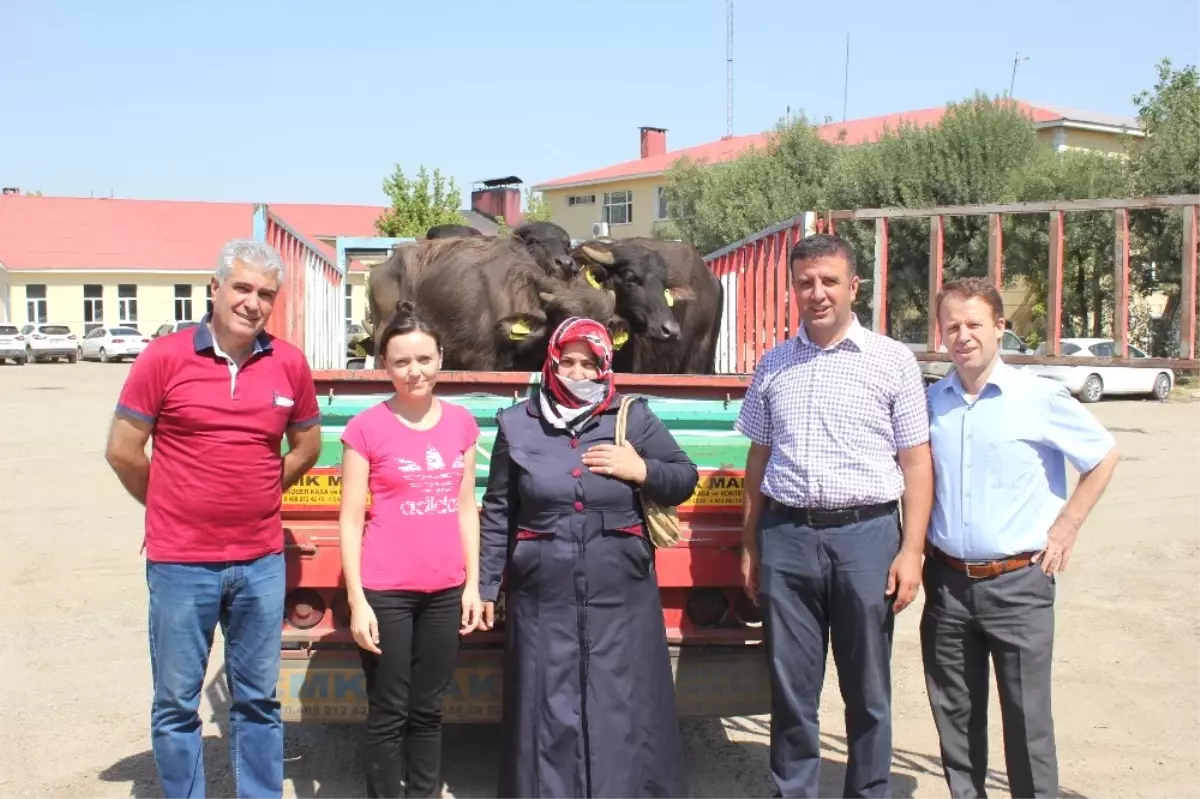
left=539, top=317, right=617, bottom=431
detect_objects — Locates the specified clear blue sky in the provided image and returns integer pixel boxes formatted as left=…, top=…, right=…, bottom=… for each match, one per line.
left=3, top=0, right=1197, bottom=208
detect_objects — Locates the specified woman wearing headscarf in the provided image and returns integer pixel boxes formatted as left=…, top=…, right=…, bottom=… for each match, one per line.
left=478, top=316, right=699, bottom=798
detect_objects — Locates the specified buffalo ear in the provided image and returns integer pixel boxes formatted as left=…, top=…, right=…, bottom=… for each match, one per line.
left=667, top=285, right=696, bottom=303
left=608, top=316, right=631, bottom=350
left=581, top=263, right=610, bottom=286
left=497, top=312, right=547, bottom=342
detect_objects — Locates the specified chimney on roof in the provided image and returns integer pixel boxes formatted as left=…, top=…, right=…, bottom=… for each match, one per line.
left=471, top=176, right=524, bottom=228
left=640, top=127, right=667, bottom=159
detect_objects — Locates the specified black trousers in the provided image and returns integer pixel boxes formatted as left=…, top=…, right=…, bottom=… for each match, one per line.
left=360, top=583, right=464, bottom=799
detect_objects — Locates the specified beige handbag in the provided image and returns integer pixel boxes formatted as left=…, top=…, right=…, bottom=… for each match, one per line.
left=615, top=396, right=682, bottom=548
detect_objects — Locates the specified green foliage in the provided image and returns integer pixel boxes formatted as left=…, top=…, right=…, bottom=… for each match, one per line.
left=826, top=94, right=1049, bottom=335
left=1125, top=59, right=1200, bottom=355
left=662, top=114, right=837, bottom=255
left=375, top=165, right=464, bottom=237
left=523, top=189, right=553, bottom=222
left=658, top=63, right=1198, bottom=349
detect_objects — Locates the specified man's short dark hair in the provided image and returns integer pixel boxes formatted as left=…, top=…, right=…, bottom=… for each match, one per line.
left=789, top=233, right=857, bottom=276
left=936, top=277, right=1005, bottom=321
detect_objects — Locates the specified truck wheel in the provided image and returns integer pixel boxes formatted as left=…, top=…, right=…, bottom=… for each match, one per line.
left=1080, top=374, right=1103, bottom=403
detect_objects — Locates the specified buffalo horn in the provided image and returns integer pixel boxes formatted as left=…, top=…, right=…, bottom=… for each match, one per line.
left=580, top=245, right=615, bottom=266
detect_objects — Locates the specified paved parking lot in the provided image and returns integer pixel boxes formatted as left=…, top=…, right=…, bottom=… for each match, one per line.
left=2, top=361, right=1197, bottom=798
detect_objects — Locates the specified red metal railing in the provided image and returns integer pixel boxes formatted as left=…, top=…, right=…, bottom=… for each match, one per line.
left=704, top=196, right=1200, bottom=372
left=254, top=204, right=346, bottom=370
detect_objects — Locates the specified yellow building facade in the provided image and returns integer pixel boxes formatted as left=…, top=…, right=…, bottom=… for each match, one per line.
left=4, top=272, right=212, bottom=336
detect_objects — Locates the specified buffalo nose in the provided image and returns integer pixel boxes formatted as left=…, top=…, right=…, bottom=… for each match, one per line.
left=661, top=320, right=681, bottom=340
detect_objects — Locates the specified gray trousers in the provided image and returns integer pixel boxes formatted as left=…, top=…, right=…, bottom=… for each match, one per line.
left=920, top=554, right=1058, bottom=798
left=758, top=506, right=901, bottom=799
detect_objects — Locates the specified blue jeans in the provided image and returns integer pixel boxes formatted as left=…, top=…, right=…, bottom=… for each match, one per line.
left=147, top=552, right=285, bottom=798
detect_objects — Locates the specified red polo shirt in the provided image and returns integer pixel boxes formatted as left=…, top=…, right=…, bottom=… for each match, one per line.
left=116, top=321, right=321, bottom=563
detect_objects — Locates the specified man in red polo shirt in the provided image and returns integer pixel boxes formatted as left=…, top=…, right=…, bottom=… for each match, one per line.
left=105, top=238, right=322, bottom=799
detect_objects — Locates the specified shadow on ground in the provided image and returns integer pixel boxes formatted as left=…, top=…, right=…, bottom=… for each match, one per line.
left=97, top=669, right=1085, bottom=798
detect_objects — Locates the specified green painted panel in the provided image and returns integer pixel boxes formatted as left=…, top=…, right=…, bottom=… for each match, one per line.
left=286, top=393, right=750, bottom=507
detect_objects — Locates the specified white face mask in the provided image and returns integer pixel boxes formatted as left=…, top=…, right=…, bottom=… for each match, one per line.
left=559, top=375, right=607, bottom=404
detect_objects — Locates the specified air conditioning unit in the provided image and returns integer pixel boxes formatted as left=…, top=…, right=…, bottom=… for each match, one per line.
left=591, top=221, right=610, bottom=238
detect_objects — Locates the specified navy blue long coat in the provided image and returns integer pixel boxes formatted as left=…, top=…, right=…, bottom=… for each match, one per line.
left=479, top=392, right=699, bottom=798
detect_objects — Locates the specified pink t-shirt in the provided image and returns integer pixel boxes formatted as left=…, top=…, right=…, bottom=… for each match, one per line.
left=341, top=400, right=481, bottom=592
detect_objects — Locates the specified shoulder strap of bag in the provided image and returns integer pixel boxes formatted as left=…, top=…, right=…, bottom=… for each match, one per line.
left=614, top=395, right=635, bottom=447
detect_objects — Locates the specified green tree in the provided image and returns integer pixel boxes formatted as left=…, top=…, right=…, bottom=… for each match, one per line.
left=824, top=94, right=1046, bottom=336
left=1005, top=148, right=1135, bottom=340
left=1127, top=58, right=1200, bottom=354
left=523, top=188, right=553, bottom=222
left=375, top=165, right=464, bottom=237
left=662, top=114, right=837, bottom=255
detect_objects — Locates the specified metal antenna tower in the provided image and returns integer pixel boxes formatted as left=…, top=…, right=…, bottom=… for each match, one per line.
left=726, top=0, right=734, bottom=137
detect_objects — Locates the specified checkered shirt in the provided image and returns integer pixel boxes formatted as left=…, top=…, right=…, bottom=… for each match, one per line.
left=734, top=317, right=930, bottom=509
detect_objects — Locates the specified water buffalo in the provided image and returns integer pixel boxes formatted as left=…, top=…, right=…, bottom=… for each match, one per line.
left=367, top=237, right=619, bottom=372
left=572, top=238, right=723, bottom=374
left=511, top=220, right=577, bottom=280
left=425, top=224, right=483, bottom=239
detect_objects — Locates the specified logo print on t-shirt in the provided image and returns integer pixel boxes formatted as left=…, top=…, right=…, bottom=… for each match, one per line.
left=393, top=447, right=462, bottom=516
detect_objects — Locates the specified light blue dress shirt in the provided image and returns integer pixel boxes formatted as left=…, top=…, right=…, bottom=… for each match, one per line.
left=927, top=359, right=1117, bottom=560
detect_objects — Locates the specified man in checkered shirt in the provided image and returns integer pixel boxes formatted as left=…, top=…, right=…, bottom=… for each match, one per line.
left=735, top=233, right=934, bottom=799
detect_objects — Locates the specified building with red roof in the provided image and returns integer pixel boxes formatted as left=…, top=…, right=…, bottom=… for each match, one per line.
left=531, top=100, right=1142, bottom=241
left=0, top=188, right=516, bottom=338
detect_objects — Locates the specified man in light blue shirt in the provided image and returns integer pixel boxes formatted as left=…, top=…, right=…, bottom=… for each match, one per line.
left=924, top=277, right=1119, bottom=799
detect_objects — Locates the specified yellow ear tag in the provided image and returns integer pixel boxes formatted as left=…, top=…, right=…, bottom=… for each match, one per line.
left=509, top=319, right=531, bottom=340
left=612, top=330, right=629, bottom=349
left=584, top=267, right=603, bottom=290
left=664, top=289, right=675, bottom=307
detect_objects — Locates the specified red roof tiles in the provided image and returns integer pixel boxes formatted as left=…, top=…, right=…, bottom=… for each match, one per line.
left=0, top=195, right=388, bottom=272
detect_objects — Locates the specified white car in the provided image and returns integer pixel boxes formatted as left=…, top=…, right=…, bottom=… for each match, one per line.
left=0, top=324, right=29, bottom=364
left=151, top=320, right=201, bottom=338
left=1024, top=337, right=1173, bottom=403
left=80, top=326, right=151, bottom=362
left=20, top=323, right=78, bottom=363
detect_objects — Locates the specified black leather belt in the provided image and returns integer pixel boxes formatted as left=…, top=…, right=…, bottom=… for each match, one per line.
left=766, top=498, right=898, bottom=529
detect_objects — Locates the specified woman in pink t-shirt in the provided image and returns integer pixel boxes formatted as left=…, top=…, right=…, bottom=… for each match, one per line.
left=338, top=301, right=482, bottom=799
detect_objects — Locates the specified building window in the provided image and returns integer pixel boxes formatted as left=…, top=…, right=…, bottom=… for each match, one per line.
left=83, top=284, right=104, bottom=333
left=345, top=282, right=353, bottom=326
left=174, top=284, right=194, bottom=322
left=603, top=191, right=633, bottom=225
left=206, top=283, right=214, bottom=316
left=26, top=284, right=48, bottom=324
left=656, top=186, right=669, bottom=220
left=118, top=284, right=138, bottom=324
left=568, top=195, right=596, bottom=206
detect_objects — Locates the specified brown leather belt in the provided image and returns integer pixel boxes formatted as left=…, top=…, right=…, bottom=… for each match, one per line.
left=927, top=544, right=1037, bottom=580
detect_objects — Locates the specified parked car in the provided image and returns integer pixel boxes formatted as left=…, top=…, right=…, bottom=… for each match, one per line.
left=0, top=324, right=28, bottom=364
left=20, top=323, right=78, bottom=363
left=907, top=329, right=1032, bottom=383
left=151, top=320, right=200, bottom=338
left=1023, top=337, right=1173, bottom=402
left=80, top=326, right=151, bottom=362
